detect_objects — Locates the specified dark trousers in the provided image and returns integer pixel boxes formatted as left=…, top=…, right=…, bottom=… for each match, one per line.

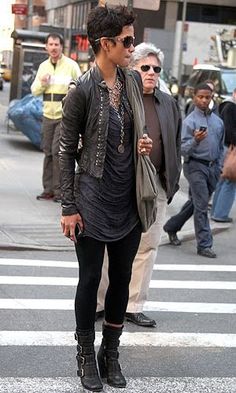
left=164, top=161, right=219, bottom=250
left=74, top=225, right=142, bottom=330
left=184, top=161, right=219, bottom=249
left=41, top=117, right=61, bottom=197
left=164, top=198, right=194, bottom=233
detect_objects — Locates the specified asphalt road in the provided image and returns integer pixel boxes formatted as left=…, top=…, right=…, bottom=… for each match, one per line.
left=1, top=230, right=236, bottom=393
left=1, top=80, right=236, bottom=392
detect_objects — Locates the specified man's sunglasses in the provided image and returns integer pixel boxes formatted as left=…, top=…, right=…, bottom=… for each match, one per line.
left=95, top=36, right=135, bottom=48
left=140, top=65, right=162, bottom=73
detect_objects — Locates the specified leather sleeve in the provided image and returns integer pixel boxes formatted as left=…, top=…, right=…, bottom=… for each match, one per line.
left=59, top=82, right=86, bottom=215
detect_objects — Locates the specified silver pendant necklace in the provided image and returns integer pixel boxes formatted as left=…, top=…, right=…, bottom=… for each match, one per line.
left=108, top=78, right=125, bottom=153
left=115, top=103, right=125, bottom=154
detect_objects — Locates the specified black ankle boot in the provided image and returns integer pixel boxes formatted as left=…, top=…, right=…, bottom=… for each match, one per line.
left=97, top=324, right=126, bottom=388
left=75, top=330, right=103, bottom=392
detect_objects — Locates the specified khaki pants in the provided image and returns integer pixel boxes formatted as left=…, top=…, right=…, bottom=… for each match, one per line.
left=97, top=176, right=167, bottom=313
left=41, top=117, right=61, bottom=197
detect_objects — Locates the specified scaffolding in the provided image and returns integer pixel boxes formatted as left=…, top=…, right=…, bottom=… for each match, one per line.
left=211, top=29, right=236, bottom=67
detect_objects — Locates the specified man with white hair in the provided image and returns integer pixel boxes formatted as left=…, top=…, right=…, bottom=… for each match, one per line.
left=96, top=42, right=182, bottom=327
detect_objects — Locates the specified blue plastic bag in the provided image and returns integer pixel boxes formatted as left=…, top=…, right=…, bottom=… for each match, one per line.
left=7, top=94, right=43, bottom=149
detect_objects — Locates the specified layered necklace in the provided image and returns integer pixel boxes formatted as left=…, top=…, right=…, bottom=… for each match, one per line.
left=108, top=78, right=125, bottom=154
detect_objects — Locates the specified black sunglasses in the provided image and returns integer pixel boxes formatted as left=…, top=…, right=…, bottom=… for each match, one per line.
left=95, top=36, right=135, bottom=49
left=140, top=65, right=162, bottom=73
left=115, top=36, right=135, bottom=48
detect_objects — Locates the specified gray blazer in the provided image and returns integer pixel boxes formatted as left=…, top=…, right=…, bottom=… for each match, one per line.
left=153, top=88, right=182, bottom=201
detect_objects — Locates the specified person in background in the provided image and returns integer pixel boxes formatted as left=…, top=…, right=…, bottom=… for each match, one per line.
left=31, top=33, right=81, bottom=203
left=165, top=83, right=224, bottom=258
left=186, top=79, right=218, bottom=115
left=163, top=79, right=218, bottom=246
left=96, top=42, right=182, bottom=327
left=59, top=6, right=153, bottom=392
left=211, top=88, right=236, bottom=222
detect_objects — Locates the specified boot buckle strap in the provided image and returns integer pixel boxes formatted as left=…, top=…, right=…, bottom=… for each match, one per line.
left=77, top=356, right=85, bottom=377
left=77, top=367, right=85, bottom=377
left=80, top=355, right=85, bottom=365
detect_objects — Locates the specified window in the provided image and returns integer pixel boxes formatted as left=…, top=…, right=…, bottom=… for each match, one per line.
left=33, top=6, right=46, bottom=17
left=72, top=2, right=91, bottom=32
left=178, top=3, right=236, bottom=25
left=220, top=68, right=236, bottom=94
left=54, top=7, right=66, bottom=27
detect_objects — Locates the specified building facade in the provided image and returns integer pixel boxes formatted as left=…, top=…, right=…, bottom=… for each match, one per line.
left=43, top=0, right=236, bottom=76
left=0, top=1, right=15, bottom=65
left=14, top=0, right=47, bottom=30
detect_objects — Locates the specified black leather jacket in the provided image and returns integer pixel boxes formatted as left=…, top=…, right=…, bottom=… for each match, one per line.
left=59, top=66, right=181, bottom=215
left=59, top=66, right=134, bottom=216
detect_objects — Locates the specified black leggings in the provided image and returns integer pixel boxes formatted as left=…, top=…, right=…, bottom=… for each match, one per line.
left=74, top=225, right=141, bottom=330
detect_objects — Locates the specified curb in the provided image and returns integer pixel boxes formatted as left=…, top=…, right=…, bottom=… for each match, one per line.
left=160, top=224, right=231, bottom=246
left=0, top=224, right=231, bottom=252
left=0, top=243, right=74, bottom=251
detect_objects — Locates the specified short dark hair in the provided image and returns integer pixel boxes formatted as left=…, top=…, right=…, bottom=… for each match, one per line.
left=194, top=83, right=213, bottom=95
left=45, top=33, right=64, bottom=46
left=87, top=5, right=135, bottom=54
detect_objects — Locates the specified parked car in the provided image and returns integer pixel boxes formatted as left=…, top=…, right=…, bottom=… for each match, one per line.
left=184, top=63, right=236, bottom=114
left=160, top=69, right=179, bottom=99
left=0, top=63, right=11, bottom=81
left=158, top=78, right=171, bottom=95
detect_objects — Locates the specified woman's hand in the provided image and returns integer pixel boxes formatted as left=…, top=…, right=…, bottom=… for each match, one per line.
left=138, top=133, right=153, bottom=155
left=61, top=213, right=83, bottom=243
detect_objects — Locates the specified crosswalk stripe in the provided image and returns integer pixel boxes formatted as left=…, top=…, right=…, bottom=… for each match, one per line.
left=0, top=377, right=235, bottom=393
left=0, top=276, right=76, bottom=285
left=1, top=275, right=236, bottom=290
left=0, top=258, right=77, bottom=268
left=1, top=331, right=236, bottom=347
left=150, top=280, right=236, bottom=290
left=143, top=301, right=236, bottom=313
left=154, top=264, right=236, bottom=272
left=1, top=258, right=236, bottom=386
left=1, top=298, right=236, bottom=313
left=1, top=258, right=236, bottom=273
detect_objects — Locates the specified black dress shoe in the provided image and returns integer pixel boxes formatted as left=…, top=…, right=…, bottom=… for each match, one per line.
left=197, top=248, right=217, bottom=258
left=167, top=232, right=181, bottom=246
left=95, top=310, right=104, bottom=321
left=36, top=192, right=54, bottom=200
left=125, top=312, right=156, bottom=327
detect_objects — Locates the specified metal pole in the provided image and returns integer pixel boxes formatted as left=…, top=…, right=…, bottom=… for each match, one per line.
left=27, top=0, right=33, bottom=30
left=177, top=0, right=187, bottom=84
left=67, top=4, right=73, bottom=57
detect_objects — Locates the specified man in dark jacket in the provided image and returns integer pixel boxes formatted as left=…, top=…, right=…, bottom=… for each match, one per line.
left=96, top=42, right=182, bottom=327
left=211, top=88, right=236, bottom=222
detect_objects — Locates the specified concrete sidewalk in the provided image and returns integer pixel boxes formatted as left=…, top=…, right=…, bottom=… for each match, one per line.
left=0, top=102, right=233, bottom=251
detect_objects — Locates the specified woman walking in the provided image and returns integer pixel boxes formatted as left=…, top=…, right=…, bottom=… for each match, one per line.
left=59, top=5, right=153, bottom=392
